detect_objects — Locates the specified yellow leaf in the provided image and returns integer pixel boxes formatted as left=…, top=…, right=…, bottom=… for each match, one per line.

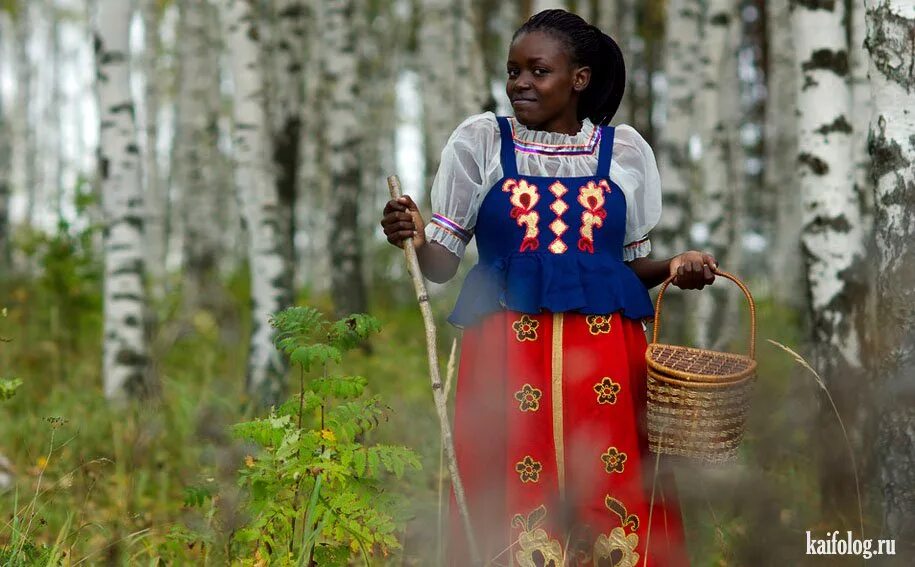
left=244, top=455, right=255, bottom=468
left=321, top=429, right=336, bottom=442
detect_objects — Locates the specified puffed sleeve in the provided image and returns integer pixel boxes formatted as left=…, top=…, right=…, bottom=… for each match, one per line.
left=425, top=113, right=499, bottom=258
left=610, top=124, right=662, bottom=261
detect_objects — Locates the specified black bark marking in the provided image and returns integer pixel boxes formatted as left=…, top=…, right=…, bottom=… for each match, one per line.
left=710, top=13, right=731, bottom=26
left=798, top=152, right=830, bottom=175
left=814, top=115, right=853, bottom=135
left=864, top=5, right=915, bottom=93
left=807, top=213, right=852, bottom=234
left=115, top=348, right=147, bottom=367
left=124, top=315, right=140, bottom=327
left=802, top=49, right=849, bottom=77
left=790, top=0, right=836, bottom=10
left=868, top=117, right=908, bottom=182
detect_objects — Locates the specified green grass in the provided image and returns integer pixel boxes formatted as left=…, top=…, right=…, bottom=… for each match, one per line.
left=1, top=266, right=881, bottom=565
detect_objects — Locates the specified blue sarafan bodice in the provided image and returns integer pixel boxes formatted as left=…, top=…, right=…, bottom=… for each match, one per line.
left=448, top=117, right=654, bottom=328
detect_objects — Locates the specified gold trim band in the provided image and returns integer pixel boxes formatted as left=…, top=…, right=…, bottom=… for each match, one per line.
left=551, top=312, right=565, bottom=500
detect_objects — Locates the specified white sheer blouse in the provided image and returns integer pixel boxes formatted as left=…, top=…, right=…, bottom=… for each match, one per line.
left=425, top=112, right=662, bottom=261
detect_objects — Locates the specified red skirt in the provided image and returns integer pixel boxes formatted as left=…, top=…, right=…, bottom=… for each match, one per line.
left=449, top=310, right=689, bottom=566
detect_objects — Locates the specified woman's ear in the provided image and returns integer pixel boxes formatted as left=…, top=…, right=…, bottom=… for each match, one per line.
left=573, top=66, right=592, bottom=92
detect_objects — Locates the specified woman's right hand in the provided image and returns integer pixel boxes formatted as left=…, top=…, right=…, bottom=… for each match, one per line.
left=381, top=195, right=427, bottom=249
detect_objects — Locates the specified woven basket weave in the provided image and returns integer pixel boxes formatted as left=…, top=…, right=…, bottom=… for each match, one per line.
left=645, top=269, right=757, bottom=463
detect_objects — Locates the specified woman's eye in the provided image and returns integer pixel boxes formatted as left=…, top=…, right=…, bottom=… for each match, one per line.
left=533, top=68, right=548, bottom=76
left=507, top=69, right=519, bottom=78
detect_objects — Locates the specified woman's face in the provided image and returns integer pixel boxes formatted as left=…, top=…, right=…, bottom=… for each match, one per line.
left=506, top=30, right=590, bottom=133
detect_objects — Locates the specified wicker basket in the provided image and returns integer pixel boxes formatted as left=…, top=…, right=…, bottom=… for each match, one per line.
left=645, top=269, right=757, bottom=463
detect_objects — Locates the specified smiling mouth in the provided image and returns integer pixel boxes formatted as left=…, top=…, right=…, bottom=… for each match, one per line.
left=511, top=99, right=537, bottom=105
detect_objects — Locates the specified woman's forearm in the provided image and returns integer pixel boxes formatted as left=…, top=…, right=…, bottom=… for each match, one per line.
left=626, top=257, right=673, bottom=289
left=416, top=241, right=461, bottom=284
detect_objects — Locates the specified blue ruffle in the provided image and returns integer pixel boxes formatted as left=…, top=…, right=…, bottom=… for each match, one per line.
left=448, top=253, right=655, bottom=327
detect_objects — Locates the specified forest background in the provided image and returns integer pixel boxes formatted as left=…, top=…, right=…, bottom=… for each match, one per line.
left=0, top=0, right=913, bottom=564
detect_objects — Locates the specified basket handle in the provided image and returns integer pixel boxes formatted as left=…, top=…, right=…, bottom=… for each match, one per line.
left=651, top=267, right=757, bottom=359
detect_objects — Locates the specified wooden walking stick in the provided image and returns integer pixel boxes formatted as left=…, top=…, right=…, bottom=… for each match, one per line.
left=386, top=175, right=481, bottom=566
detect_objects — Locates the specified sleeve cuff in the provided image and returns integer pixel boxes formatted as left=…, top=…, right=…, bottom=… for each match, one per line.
left=622, top=237, right=651, bottom=262
left=426, top=214, right=473, bottom=258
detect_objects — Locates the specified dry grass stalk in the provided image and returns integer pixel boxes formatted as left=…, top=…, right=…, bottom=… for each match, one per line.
left=767, top=339, right=865, bottom=541
left=387, top=175, right=480, bottom=565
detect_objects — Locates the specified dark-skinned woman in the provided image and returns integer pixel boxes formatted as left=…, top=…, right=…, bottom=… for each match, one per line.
left=381, top=9, right=708, bottom=566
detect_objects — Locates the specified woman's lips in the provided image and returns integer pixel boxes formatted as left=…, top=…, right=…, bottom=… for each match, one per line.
left=511, top=99, right=536, bottom=108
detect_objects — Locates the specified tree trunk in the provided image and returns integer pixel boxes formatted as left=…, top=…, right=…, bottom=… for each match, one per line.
left=175, top=0, right=223, bottom=308
left=766, top=0, right=803, bottom=306
left=599, top=0, right=636, bottom=126
left=297, top=0, right=330, bottom=292
left=0, top=11, right=12, bottom=272
left=864, top=0, right=915, bottom=548
left=655, top=0, right=700, bottom=259
left=791, top=0, right=869, bottom=517
left=691, top=0, right=739, bottom=349
left=419, top=0, right=487, bottom=208
left=324, top=0, right=368, bottom=317
left=269, top=0, right=307, bottom=296
left=222, top=0, right=292, bottom=405
left=13, top=5, right=37, bottom=230
left=531, top=0, right=567, bottom=14
left=94, top=0, right=154, bottom=401
left=141, top=0, right=167, bottom=300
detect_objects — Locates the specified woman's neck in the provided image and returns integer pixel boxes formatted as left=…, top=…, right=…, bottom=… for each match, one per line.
left=523, top=117, right=583, bottom=136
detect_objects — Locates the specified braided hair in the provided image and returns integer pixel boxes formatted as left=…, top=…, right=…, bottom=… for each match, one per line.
left=513, top=9, right=626, bottom=125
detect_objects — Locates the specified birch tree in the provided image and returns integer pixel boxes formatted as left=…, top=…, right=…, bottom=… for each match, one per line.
left=0, top=11, right=11, bottom=271
left=94, top=0, right=154, bottom=400
left=297, top=0, right=329, bottom=291
left=324, top=0, right=368, bottom=316
left=223, top=0, right=291, bottom=404
left=418, top=0, right=487, bottom=199
left=13, top=3, right=37, bottom=229
left=766, top=0, right=802, bottom=305
left=598, top=0, right=636, bottom=125
left=269, top=0, right=307, bottom=292
left=654, top=0, right=700, bottom=258
left=141, top=0, right=167, bottom=299
left=864, top=0, right=915, bottom=546
left=531, top=0, right=567, bottom=14
left=175, top=0, right=223, bottom=307
left=691, top=0, right=739, bottom=349
left=792, top=0, right=869, bottom=514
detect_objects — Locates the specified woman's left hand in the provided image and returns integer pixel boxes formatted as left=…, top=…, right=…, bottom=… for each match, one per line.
left=669, top=251, right=717, bottom=290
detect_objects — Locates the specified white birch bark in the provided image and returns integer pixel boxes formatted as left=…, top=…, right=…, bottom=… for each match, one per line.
left=692, top=0, right=739, bottom=349
left=324, top=0, right=368, bottom=316
left=94, top=0, right=153, bottom=401
left=141, top=0, right=167, bottom=300
left=864, top=0, right=915, bottom=545
left=599, top=0, right=636, bottom=125
left=268, top=0, right=306, bottom=295
left=766, top=0, right=802, bottom=305
left=850, top=0, right=874, bottom=230
left=655, top=0, right=700, bottom=258
left=792, top=0, right=870, bottom=514
left=13, top=5, right=36, bottom=229
left=222, top=0, right=291, bottom=404
left=532, top=0, right=567, bottom=13
left=0, top=12, right=11, bottom=271
left=792, top=0, right=866, bottom=376
left=419, top=0, right=487, bottom=200
left=175, top=0, right=222, bottom=305
left=297, top=0, right=329, bottom=292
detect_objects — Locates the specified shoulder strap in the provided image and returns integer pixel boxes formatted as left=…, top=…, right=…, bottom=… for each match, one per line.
left=496, top=116, right=519, bottom=178
left=596, top=125, right=616, bottom=178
